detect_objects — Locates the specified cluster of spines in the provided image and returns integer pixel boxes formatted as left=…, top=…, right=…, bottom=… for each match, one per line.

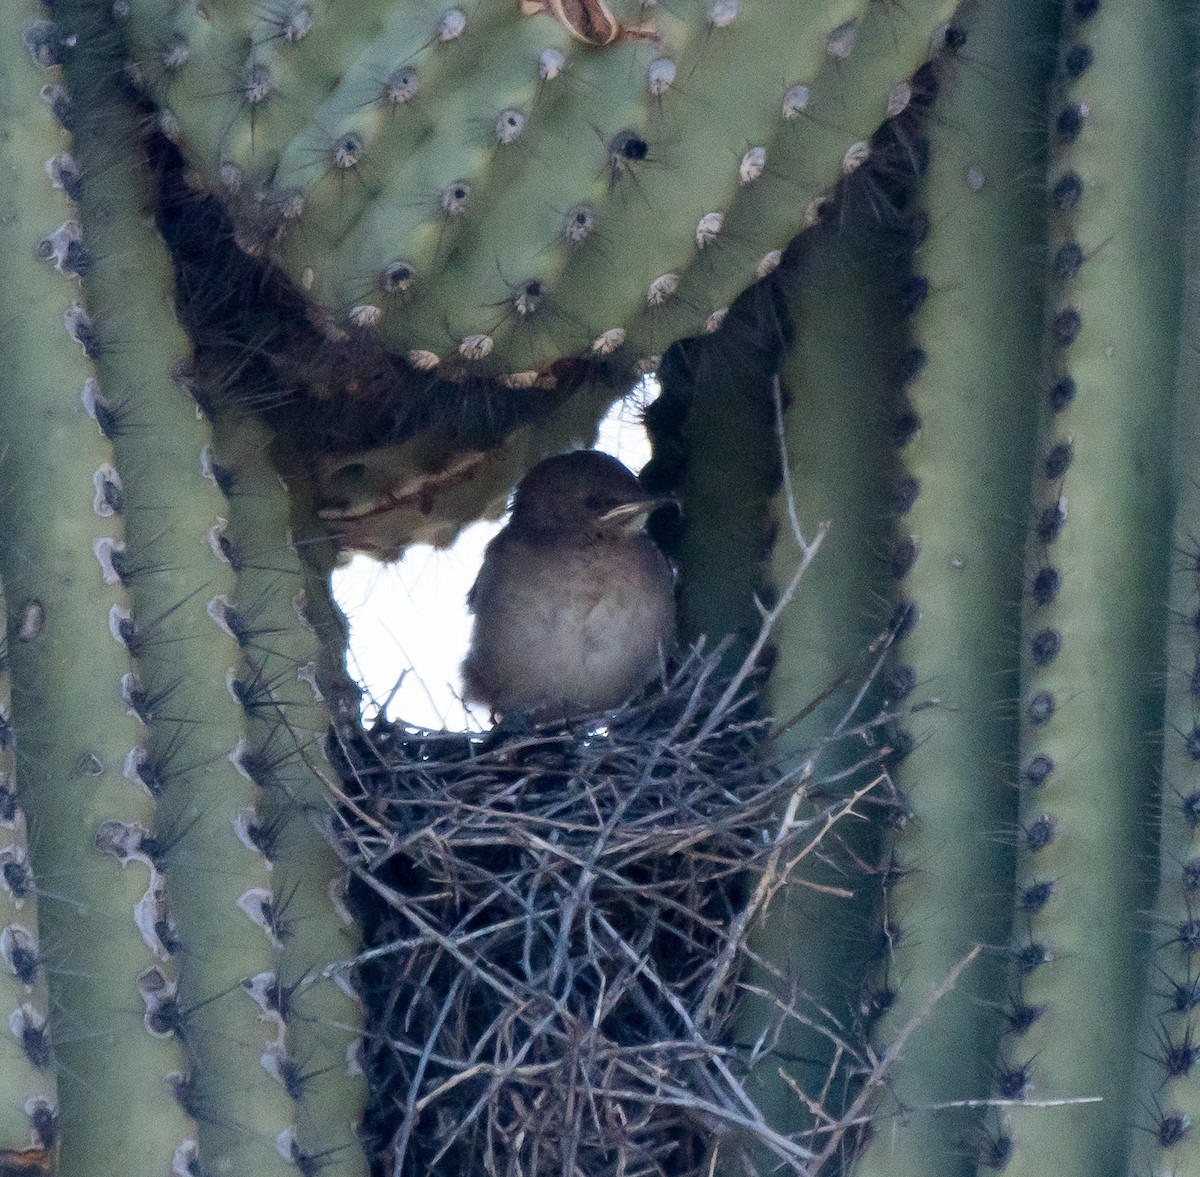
left=852, top=3, right=1048, bottom=1171
left=0, top=578, right=57, bottom=1167
left=1135, top=496, right=1200, bottom=1169
left=208, top=408, right=367, bottom=1175
left=117, top=0, right=963, bottom=382
left=991, top=0, right=1188, bottom=1171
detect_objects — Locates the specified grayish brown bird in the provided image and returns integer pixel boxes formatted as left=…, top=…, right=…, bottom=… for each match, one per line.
left=462, top=450, right=676, bottom=720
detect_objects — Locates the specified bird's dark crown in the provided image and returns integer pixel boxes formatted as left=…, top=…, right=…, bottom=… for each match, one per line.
left=508, top=450, right=655, bottom=535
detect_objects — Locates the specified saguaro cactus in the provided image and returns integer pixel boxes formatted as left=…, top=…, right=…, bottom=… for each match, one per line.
left=9, top=0, right=1200, bottom=1175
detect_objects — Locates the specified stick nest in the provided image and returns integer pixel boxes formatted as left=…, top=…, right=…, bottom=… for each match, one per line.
left=335, top=638, right=889, bottom=1177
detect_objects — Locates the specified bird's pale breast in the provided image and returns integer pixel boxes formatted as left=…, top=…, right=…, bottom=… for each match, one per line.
left=462, top=529, right=675, bottom=717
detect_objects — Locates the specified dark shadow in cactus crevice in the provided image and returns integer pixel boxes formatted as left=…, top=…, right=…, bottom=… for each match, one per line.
left=143, top=125, right=625, bottom=463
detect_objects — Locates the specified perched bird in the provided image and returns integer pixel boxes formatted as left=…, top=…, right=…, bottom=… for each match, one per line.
left=462, top=450, right=676, bottom=720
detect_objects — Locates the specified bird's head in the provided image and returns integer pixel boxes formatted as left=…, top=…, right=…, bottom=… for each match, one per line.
left=508, top=450, right=670, bottom=537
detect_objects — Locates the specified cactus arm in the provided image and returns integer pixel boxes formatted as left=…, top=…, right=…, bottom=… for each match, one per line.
left=58, top=5, right=312, bottom=1172
left=120, top=0, right=964, bottom=378
left=1129, top=58, right=1200, bottom=1177
left=0, top=4, right=199, bottom=1172
left=210, top=409, right=368, bottom=1175
left=995, top=1, right=1190, bottom=1171
left=849, top=2, right=1052, bottom=1172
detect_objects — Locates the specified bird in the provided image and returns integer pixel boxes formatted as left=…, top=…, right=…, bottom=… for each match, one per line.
left=461, top=449, right=676, bottom=720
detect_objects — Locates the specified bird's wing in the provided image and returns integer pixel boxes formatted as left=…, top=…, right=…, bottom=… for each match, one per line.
left=465, top=530, right=505, bottom=613
left=465, top=564, right=484, bottom=614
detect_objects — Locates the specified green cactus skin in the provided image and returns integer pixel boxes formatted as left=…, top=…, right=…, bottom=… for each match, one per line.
left=1129, top=66, right=1200, bottom=1177
left=650, top=209, right=909, bottom=1172
left=116, top=0, right=962, bottom=379
left=646, top=279, right=786, bottom=663
left=12, top=0, right=1200, bottom=1173
left=56, top=5, right=333, bottom=1172
left=209, top=409, right=368, bottom=1176
left=993, top=1, right=1189, bottom=1172
left=746, top=214, right=909, bottom=1170
left=849, top=3, right=1051, bottom=1172
left=0, top=574, right=57, bottom=1162
left=666, top=0, right=959, bottom=349
left=0, top=4, right=198, bottom=1172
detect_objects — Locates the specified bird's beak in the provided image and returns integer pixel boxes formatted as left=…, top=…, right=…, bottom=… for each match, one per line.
left=597, top=497, right=673, bottom=532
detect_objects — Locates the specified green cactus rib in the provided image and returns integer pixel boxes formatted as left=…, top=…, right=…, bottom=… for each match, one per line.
left=116, top=0, right=963, bottom=379
left=994, top=1, right=1189, bottom=1172
left=0, top=574, right=57, bottom=1160
left=643, top=261, right=803, bottom=1172
left=1128, top=81, right=1200, bottom=1177
left=848, top=3, right=1051, bottom=1172
left=662, top=211, right=902, bottom=1166
left=702, top=215, right=907, bottom=1172
left=661, top=0, right=960, bottom=355
left=0, top=5, right=198, bottom=1172
left=57, top=5, right=317, bottom=1172
left=209, top=409, right=367, bottom=1176
left=647, top=280, right=785, bottom=661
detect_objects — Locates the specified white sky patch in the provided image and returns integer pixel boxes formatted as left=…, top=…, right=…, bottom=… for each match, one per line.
left=334, top=380, right=657, bottom=731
